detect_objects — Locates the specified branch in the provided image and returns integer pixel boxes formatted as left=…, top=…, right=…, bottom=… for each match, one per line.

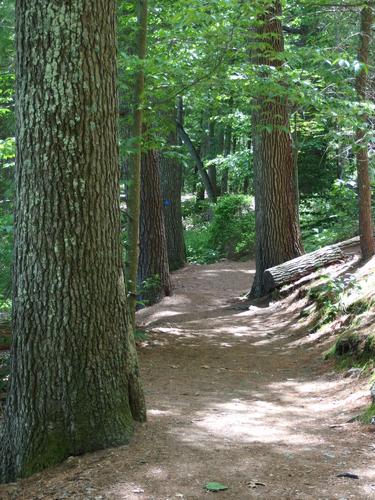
left=176, top=121, right=216, bottom=202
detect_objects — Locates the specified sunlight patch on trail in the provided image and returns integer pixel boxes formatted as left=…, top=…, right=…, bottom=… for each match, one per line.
left=170, top=398, right=320, bottom=448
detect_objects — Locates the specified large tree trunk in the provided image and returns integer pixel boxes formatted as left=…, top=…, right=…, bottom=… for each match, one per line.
left=160, top=123, right=186, bottom=271
left=355, top=5, right=375, bottom=260
left=1, top=0, right=146, bottom=483
left=249, top=0, right=303, bottom=298
left=138, top=150, right=172, bottom=305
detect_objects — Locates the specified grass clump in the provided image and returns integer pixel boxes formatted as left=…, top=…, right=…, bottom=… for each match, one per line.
left=307, top=274, right=358, bottom=329
left=325, top=332, right=360, bottom=360
left=359, top=403, right=375, bottom=424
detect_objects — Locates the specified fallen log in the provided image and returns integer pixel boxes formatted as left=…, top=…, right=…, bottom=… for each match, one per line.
left=263, top=244, right=346, bottom=293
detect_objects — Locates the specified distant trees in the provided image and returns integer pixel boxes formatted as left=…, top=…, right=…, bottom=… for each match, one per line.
left=250, top=0, right=303, bottom=297
left=1, top=0, right=145, bottom=482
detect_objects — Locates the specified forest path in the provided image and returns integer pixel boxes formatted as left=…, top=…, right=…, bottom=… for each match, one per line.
left=2, top=259, right=375, bottom=499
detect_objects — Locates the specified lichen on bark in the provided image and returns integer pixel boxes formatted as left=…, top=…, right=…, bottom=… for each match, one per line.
left=1, top=0, right=145, bottom=483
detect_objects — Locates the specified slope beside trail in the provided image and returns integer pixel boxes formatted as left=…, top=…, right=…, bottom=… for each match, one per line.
left=1, top=258, right=375, bottom=499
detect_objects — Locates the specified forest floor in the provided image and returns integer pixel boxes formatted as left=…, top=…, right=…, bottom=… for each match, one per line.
left=1, top=255, right=375, bottom=499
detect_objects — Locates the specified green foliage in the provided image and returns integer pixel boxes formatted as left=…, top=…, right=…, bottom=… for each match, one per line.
left=325, top=332, right=360, bottom=359
left=209, top=195, right=255, bottom=259
left=185, top=224, right=220, bottom=264
left=183, top=199, right=219, bottom=264
left=0, top=351, right=10, bottom=394
left=301, top=181, right=360, bottom=252
left=134, top=329, right=149, bottom=342
left=183, top=195, right=255, bottom=264
left=324, top=331, right=375, bottom=373
left=138, top=274, right=162, bottom=306
left=0, top=213, right=12, bottom=309
left=308, top=273, right=359, bottom=328
left=205, top=482, right=228, bottom=492
left=140, top=274, right=161, bottom=294
left=359, top=403, right=375, bottom=425
left=207, top=149, right=252, bottom=194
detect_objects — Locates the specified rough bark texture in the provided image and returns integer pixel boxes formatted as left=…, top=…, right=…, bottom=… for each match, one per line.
left=160, top=127, right=186, bottom=271
left=127, top=0, right=148, bottom=322
left=250, top=0, right=303, bottom=298
left=138, top=150, right=172, bottom=305
left=263, top=246, right=345, bottom=293
left=1, top=0, right=146, bottom=483
left=355, top=5, right=375, bottom=260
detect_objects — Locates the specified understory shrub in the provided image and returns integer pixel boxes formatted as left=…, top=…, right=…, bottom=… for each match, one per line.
left=183, top=195, right=255, bottom=264
left=0, top=213, right=12, bottom=309
left=300, top=181, right=359, bottom=251
left=208, top=195, right=255, bottom=259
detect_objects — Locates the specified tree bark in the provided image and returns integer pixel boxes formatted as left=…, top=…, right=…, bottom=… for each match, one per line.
left=160, top=121, right=186, bottom=271
left=249, top=0, right=303, bottom=298
left=1, top=0, right=146, bottom=483
left=207, top=120, right=218, bottom=197
left=127, top=0, right=148, bottom=323
left=138, top=150, right=172, bottom=305
left=263, top=246, right=345, bottom=293
left=221, top=123, right=232, bottom=194
left=355, top=5, right=375, bottom=260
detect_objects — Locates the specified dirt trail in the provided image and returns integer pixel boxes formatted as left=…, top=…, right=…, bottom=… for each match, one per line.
left=2, top=259, right=375, bottom=499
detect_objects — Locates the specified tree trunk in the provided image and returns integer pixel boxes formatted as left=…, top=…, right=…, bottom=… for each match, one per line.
left=207, top=165, right=217, bottom=198
left=207, top=120, right=218, bottom=197
left=138, top=150, right=172, bottom=305
left=127, top=0, right=148, bottom=323
left=196, top=185, right=205, bottom=201
left=160, top=125, right=186, bottom=271
left=355, top=5, right=375, bottom=260
left=221, top=124, right=232, bottom=194
left=249, top=0, right=303, bottom=298
left=1, top=0, right=146, bottom=483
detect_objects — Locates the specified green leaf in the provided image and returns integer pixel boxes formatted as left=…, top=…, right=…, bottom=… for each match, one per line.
left=205, top=482, right=228, bottom=492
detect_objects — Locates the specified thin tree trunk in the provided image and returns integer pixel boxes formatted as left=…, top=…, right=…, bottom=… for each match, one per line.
left=207, top=120, right=218, bottom=197
left=292, top=112, right=300, bottom=224
left=355, top=4, right=375, bottom=259
left=176, top=121, right=216, bottom=202
left=249, top=0, right=303, bottom=298
left=1, top=0, right=145, bottom=482
left=196, top=185, right=205, bottom=201
left=221, top=123, right=232, bottom=194
left=127, top=0, right=148, bottom=323
left=138, top=150, right=172, bottom=305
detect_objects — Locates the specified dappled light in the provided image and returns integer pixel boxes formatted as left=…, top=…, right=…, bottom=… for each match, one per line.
left=2, top=257, right=375, bottom=499
left=1, top=0, right=375, bottom=495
